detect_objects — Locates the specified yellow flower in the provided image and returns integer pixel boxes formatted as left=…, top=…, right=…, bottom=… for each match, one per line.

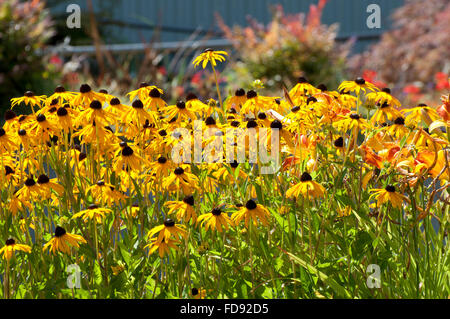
left=147, top=219, right=187, bottom=243
left=338, top=77, right=378, bottom=95
left=197, top=207, right=233, bottom=232
left=193, top=49, right=228, bottom=69
left=165, top=195, right=197, bottom=224
left=370, top=185, right=407, bottom=209
left=0, top=238, right=31, bottom=261
left=191, top=287, right=207, bottom=299
left=10, top=91, right=46, bottom=110
left=286, top=172, right=326, bottom=200
left=144, top=237, right=179, bottom=258
left=231, top=200, right=271, bottom=228
left=72, top=205, right=113, bottom=224
left=43, top=226, right=87, bottom=255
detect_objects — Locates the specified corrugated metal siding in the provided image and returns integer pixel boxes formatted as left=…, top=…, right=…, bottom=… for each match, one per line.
left=50, top=0, right=404, bottom=52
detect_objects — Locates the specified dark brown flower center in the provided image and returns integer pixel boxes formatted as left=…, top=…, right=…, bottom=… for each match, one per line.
left=132, top=100, right=144, bottom=109
left=57, top=107, right=68, bottom=117
left=334, top=137, right=344, bottom=148
left=122, top=146, right=134, bottom=157
left=24, top=91, right=35, bottom=97
left=350, top=114, right=360, bottom=120
left=89, top=204, right=99, bottom=209
left=186, top=93, right=198, bottom=101
left=6, top=238, right=15, bottom=246
left=245, top=199, right=257, bottom=210
left=110, top=98, right=121, bottom=106
left=394, top=117, right=405, bottom=125
left=300, top=172, right=313, bottom=182
left=205, top=117, right=216, bottom=126
left=164, top=219, right=175, bottom=227
left=149, top=88, right=161, bottom=98
left=80, top=84, right=92, bottom=93
left=55, top=85, right=66, bottom=93
left=212, top=208, right=222, bottom=216
left=385, top=185, right=396, bottom=193
left=37, top=174, right=50, bottom=184
left=183, top=195, right=194, bottom=206
left=355, top=77, right=366, bottom=85
left=90, top=100, right=102, bottom=110
left=36, top=114, right=46, bottom=122
left=270, top=120, right=283, bottom=130
left=25, top=177, right=36, bottom=187
left=54, top=226, right=66, bottom=237
left=235, top=88, right=245, bottom=97
left=174, top=167, right=184, bottom=175
left=246, top=120, right=258, bottom=129
left=231, top=121, right=240, bottom=128
left=247, top=90, right=257, bottom=99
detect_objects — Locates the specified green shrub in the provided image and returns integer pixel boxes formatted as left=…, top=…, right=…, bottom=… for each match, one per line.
left=217, top=1, right=352, bottom=93
left=0, top=0, right=58, bottom=116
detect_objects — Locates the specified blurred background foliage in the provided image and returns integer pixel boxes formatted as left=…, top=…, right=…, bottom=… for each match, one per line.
left=0, top=0, right=59, bottom=115
left=349, top=0, right=450, bottom=103
left=217, top=1, right=353, bottom=94
left=1, top=0, right=449, bottom=118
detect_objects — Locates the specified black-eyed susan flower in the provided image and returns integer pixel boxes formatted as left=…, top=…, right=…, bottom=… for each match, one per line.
left=43, top=226, right=87, bottom=255
left=10, top=91, right=46, bottom=111
left=225, top=88, right=247, bottom=112
left=162, top=166, right=199, bottom=195
left=193, top=49, right=228, bottom=69
left=0, top=128, right=17, bottom=154
left=144, top=237, right=179, bottom=258
left=286, top=172, right=326, bottom=200
left=190, top=287, right=207, bottom=299
left=335, top=113, right=371, bottom=133
left=144, top=87, right=167, bottom=111
left=370, top=185, right=407, bottom=209
left=289, top=77, right=319, bottom=102
left=122, top=99, right=157, bottom=127
left=240, top=90, right=278, bottom=115
left=47, top=85, right=76, bottom=104
left=231, top=199, right=271, bottom=228
left=72, top=84, right=105, bottom=107
left=75, top=100, right=115, bottom=126
left=0, top=238, right=31, bottom=261
left=338, top=77, right=378, bottom=95
left=87, top=180, right=127, bottom=206
left=165, top=195, right=197, bottom=224
left=387, top=117, right=409, bottom=138
left=403, top=103, right=440, bottom=126
left=113, top=145, right=148, bottom=173
left=37, top=174, right=64, bottom=199
left=147, top=219, right=187, bottom=243
left=163, top=101, right=197, bottom=122
left=370, top=102, right=403, bottom=125
left=367, top=88, right=401, bottom=108
left=127, top=83, right=156, bottom=102
left=72, top=204, right=113, bottom=224
left=197, top=207, right=233, bottom=232
left=16, top=177, right=43, bottom=202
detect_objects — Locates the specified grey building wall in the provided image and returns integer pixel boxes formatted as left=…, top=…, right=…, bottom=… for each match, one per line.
left=50, top=0, right=404, bottom=52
